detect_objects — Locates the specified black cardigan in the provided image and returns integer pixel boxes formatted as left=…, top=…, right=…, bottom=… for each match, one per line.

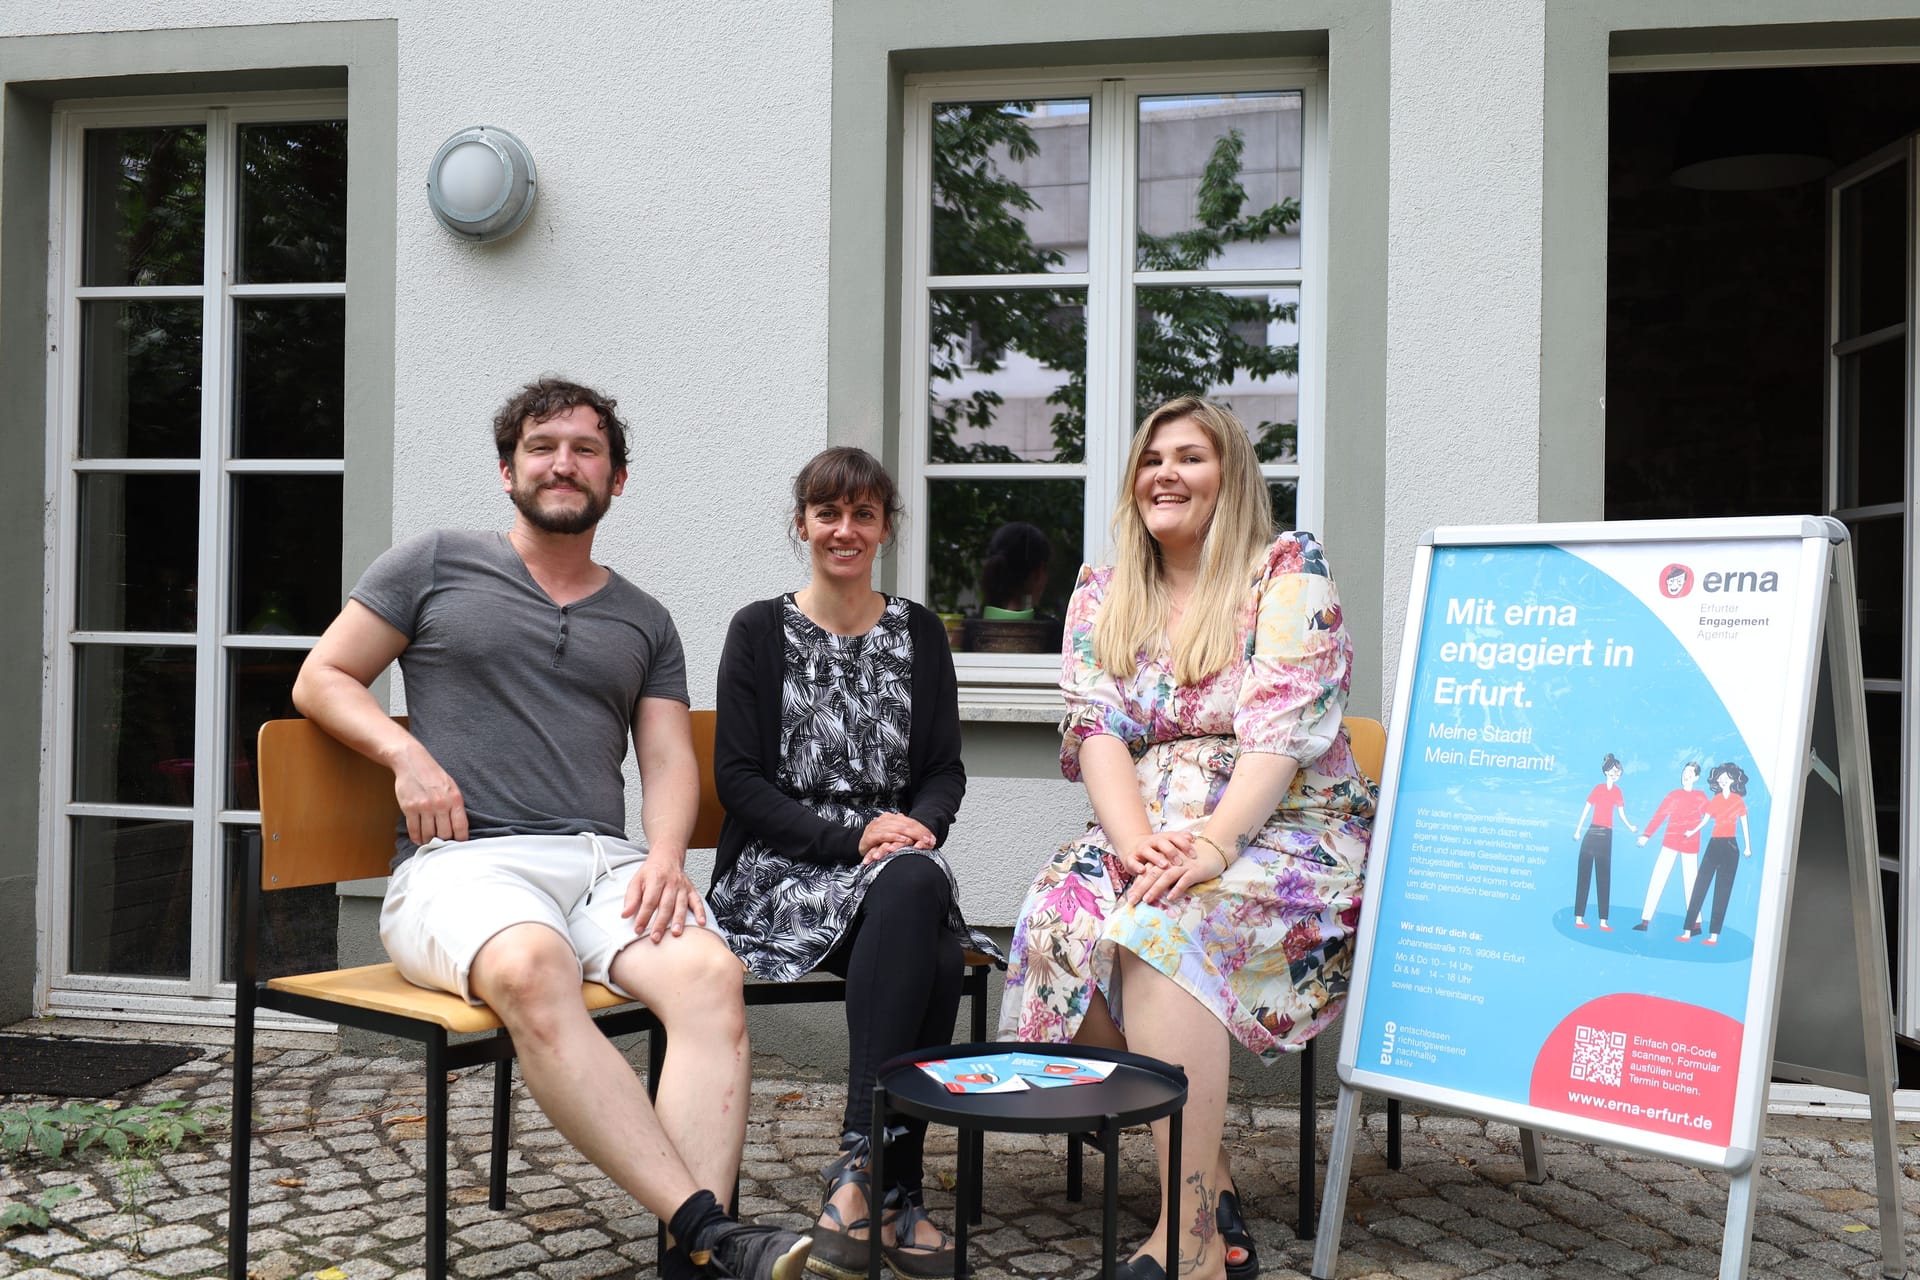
left=710, top=595, right=966, bottom=886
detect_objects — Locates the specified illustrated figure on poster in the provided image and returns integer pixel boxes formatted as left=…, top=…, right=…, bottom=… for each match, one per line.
left=1571, top=753, right=1635, bottom=931
left=1631, top=761, right=1709, bottom=933
left=1677, top=761, right=1752, bottom=946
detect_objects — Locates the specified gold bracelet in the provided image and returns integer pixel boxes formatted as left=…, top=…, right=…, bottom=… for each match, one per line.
left=1193, top=833, right=1232, bottom=866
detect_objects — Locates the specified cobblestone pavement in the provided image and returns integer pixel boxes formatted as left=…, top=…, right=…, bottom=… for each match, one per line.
left=3, top=1033, right=1918, bottom=1280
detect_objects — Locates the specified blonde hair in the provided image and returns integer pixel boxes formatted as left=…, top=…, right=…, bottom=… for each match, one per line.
left=1093, top=397, right=1274, bottom=684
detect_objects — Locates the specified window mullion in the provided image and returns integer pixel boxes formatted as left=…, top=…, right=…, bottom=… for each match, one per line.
left=899, top=83, right=936, bottom=608
left=1297, top=79, right=1330, bottom=536
left=189, top=107, right=235, bottom=995
left=1084, top=78, right=1131, bottom=569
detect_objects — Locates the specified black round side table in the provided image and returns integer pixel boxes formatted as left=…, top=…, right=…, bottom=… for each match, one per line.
left=870, top=1041, right=1188, bottom=1280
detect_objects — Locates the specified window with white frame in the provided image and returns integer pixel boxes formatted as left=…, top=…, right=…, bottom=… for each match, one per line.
left=897, top=66, right=1326, bottom=696
left=46, top=95, right=346, bottom=1016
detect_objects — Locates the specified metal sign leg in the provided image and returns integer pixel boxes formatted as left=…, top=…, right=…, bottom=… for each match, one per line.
left=1718, top=1169, right=1757, bottom=1280
left=1519, top=1128, right=1548, bottom=1184
left=1309, top=1086, right=1363, bottom=1280
left=1868, top=1077, right=1908, bottom=1278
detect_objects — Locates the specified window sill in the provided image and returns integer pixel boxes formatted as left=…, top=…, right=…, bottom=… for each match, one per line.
left=957, top=680, right=1063, bottom=723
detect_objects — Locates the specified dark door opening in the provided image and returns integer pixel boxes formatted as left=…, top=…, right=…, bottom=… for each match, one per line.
left=1609, top=64, right=1920, bottom=1086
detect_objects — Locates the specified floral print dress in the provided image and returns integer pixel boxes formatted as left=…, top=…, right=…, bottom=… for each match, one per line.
left=998, top=534, right=1374, bottom=1063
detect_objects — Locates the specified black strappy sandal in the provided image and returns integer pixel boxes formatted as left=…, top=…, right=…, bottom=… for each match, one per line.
left=880, top=1188, right=955, bottom=1280
left=1217, top=1187, right=1259, bottom=1280
left=807, top=1141, right=878, bottom=1280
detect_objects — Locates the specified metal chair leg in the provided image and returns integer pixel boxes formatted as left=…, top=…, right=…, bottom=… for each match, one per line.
left=426, top=1035, right=450, bottom=1280
left=490, top=1045, right=512, bottom=1210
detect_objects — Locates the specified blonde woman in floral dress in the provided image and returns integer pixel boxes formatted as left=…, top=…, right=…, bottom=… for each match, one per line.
left=1000, top=397, right=1373, bottom=1280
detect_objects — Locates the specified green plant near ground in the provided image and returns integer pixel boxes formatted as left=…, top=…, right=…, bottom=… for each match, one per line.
left=0, top=1184, right=83, bottom=1232
left=0, top=1100, right=225, bottom=1241
left=111, top=1153, right=155, bottom=1255
left=0, top=1099, right=223, bottom=1162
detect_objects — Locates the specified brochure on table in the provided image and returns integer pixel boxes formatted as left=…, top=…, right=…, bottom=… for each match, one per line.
left=917, top=1053, right=1119, bottom=1094
left=1343, top=526, right=1827, bottom=1170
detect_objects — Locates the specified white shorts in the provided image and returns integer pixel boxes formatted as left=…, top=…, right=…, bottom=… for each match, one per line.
left=379, top=832, right=722, bottom=1004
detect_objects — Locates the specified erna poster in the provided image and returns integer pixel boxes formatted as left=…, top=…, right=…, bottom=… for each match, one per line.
left=1352, top=532, right=1816, bottom=1158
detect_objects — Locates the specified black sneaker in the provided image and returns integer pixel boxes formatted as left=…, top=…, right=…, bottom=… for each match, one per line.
left=664, top=1244, right=705, bottom=1280
left=695, top=1221, right=813, bottom=1280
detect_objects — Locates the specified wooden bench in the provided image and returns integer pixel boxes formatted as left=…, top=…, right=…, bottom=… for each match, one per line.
left=228, top=713, right=996, bottom=1280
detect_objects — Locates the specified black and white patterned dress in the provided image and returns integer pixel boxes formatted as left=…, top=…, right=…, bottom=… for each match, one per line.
left=709, top=595, right=997, bottom=981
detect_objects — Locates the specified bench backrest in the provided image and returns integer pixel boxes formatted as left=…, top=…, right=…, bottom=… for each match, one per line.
left=256, top=711, right=729, bottom=891
left=257, top=710, right=1382, bottom=891
left=1347, top=715, right=1386, bottom=785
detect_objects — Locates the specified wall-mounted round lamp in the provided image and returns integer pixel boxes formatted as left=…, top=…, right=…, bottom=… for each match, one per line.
left=426, top=126, right=537, bottom=241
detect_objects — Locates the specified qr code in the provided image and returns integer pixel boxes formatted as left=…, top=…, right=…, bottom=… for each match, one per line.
left=1570, top=1025, right=1626, bottom=1087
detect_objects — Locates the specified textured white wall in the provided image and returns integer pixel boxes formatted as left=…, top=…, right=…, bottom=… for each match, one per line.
left=1381, top=0, right=1547, bottom=712
left=4, top=0, right=834, bottom=708
left=7, top=0, right=1562, bottom=933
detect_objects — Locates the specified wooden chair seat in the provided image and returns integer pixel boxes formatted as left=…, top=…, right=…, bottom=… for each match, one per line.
left=232, top=712, right=1000, bottom=1280
left=267, top=962, right=635, bottom=1034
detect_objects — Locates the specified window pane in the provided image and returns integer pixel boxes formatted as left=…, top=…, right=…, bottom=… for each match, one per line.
left=80, top=300, right=203, bottom=459
left=237, top=120, right=348, bottom=284
left=1136, top=285, right=1299, bottom=461
left=1848, top=514, right=1905, bottom=681
left=221, top=824, right=338, bottom=982
left=1267, top=479, right=1298, bottom=531
left=1837, top=339, right=1906, bottom=509
left=76, top=473, right=199, bottom=633
left=930, top=289, right=1086, bottom=463
left=230, top=474, right=344, bottom=636
left=72, top=644, right=196, bottom=806
left=69, top=817, right=192, bottom=978
left=82, top=126, right=205, bottom=287
left=1838, top=160, right=1907, bottom=342
left=1864, top=690, right=1903, bottom=849
left=1137, top=92, right=1302, bottom=271
left=227, top=650, right=306, bottom=810
left=926, top=479, right=1083, bottom=647
left=932, top=99, right=1089, bottom=275
left=234, top=298, right=346, bottom=458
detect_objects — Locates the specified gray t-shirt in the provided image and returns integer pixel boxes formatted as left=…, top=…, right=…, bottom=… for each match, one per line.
left=350, top=529, right=689, bottom=863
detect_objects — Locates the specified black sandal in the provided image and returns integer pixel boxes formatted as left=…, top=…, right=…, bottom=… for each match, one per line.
left=1217, top=1188, right=1259, bottom=1280
left=880, top=1189, right=955, bottom=1280
left=807, top=1147, right=877, bottom=1280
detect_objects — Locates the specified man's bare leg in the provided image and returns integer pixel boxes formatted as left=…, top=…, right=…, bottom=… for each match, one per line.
left=607, top=925, right=750, bottom=1196
left=469, top=922, right=710, bottom=1216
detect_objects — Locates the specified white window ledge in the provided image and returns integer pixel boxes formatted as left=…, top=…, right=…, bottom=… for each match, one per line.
left=958, top=682, right=1065, bottom=723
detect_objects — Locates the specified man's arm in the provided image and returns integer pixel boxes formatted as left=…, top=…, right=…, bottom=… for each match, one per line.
left=292, top=599, right=468, bottom=845
left=621, top=695, right=705, bottom=941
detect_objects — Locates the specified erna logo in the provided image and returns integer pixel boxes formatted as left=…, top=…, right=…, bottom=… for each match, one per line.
left=1379, top=1019, right=1397, bottom=1065
left=1659, top=563, right=1777, bottom=597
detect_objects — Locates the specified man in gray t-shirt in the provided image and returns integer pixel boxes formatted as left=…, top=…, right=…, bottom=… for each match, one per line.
left=294, top=379, right=811, bottom=1280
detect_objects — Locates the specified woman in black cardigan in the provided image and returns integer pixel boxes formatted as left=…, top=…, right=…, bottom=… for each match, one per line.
left=709, top=447, right=998, bottom=1280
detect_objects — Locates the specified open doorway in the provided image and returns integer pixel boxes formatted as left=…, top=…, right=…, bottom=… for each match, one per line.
left=1608, top=63, right=1920, bottom=1084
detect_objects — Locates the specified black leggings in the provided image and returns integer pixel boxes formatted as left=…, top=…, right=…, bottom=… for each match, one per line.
left=819, top=854, right=964, bottom=1193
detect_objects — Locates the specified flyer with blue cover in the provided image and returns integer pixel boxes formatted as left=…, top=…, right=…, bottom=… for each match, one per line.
left=917, top=1053, right=1118, bottom=1093
left=1349, top=532, right=1815, bottom=1156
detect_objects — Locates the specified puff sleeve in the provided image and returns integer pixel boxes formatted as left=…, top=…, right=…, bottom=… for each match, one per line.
left=1057, top=564, right=1147, bottom=783
left=1234, top=534, right=1351, bottom=766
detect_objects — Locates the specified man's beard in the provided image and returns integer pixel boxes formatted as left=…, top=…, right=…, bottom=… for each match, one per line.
left=511, top=477, right=611, bottom=534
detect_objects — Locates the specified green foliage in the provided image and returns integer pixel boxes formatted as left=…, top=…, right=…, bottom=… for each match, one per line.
left=0, top=1184, right=83, bottom=1233
left=0, top=1099, right=224, bottom=1163
left=924, top=104, right=1301, bottom=610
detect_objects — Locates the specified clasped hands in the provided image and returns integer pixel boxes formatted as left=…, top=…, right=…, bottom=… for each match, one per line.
left=1118, top=830, right=1227, bottom=906
left=860, top=812, right=937, bottom=864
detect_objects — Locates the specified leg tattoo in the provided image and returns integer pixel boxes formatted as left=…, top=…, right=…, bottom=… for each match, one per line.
left=1181, top=1170, right=1218, bottom=1277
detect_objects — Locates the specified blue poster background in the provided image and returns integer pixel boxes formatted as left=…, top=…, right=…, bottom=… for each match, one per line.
left=1355, top=545, right=1773, bottom=1105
